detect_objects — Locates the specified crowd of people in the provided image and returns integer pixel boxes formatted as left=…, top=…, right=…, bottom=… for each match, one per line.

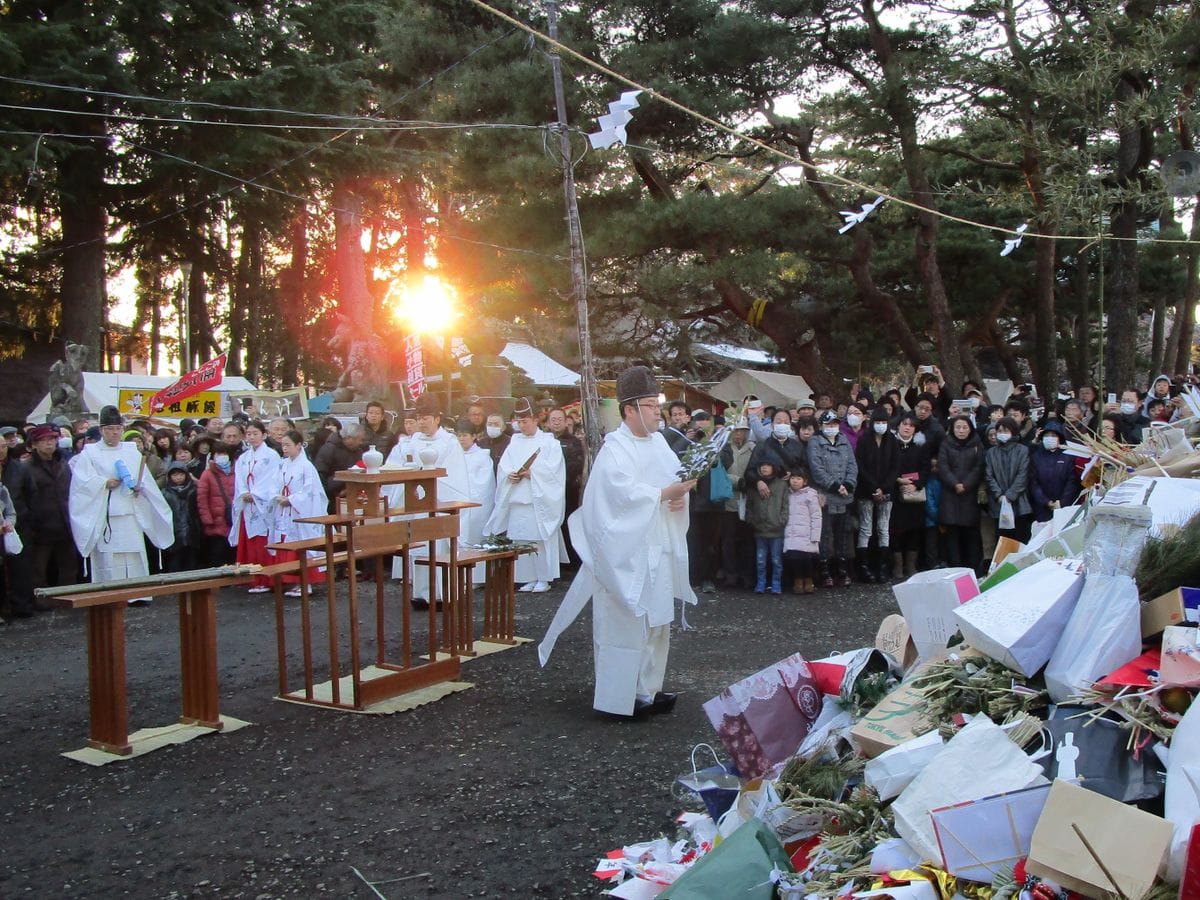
left=0, top=393, right=587, bottom=620
left=0, top=365, right=1191, bottom=621
left=667, top=367, right=1196, bottom=598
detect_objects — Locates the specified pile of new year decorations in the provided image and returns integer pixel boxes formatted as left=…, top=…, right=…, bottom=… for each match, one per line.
left=594, top=417, right=1200, bottom=900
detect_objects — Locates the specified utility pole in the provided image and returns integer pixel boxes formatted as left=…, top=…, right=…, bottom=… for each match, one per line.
left=546, top=1, right=602, bottom=462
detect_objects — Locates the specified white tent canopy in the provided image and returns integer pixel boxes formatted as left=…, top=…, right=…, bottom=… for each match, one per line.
left=709, top=368, right=815, bottom=409
left=498, top=341, right=579, bottom=388
left=28, top=371, right=258, bottom=421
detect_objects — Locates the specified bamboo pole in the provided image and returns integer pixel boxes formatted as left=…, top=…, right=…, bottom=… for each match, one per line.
left=35, top=565, right=262, bottom=598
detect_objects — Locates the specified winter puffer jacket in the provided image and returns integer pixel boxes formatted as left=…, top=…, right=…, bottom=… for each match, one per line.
left=1028, top=447, right=1081, bottom=522
left=745, top=475, right=789, bottom=538
left=783, top=487, right=822, bottom=553
left=807, top=434, right=858, bottom=514
left=196, top=462, right=236, bottom=538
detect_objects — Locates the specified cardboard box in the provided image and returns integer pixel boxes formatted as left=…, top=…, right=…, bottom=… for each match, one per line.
left=1142, top=587, right=1200, bottom=638
left=848, top=646, right=982, bottom=758
left=1027, top=780, right=1174, bottom=900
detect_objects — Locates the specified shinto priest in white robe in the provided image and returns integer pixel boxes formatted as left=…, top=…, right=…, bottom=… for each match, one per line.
left=483, top=428, right=567, bottom=584
left=538, top=422, right=695, bottom=715
left=69, top=440, right=174, bottom=600
left=383, top=427, right=471, bottom=600
left=461, top=442, right=496, bottom=581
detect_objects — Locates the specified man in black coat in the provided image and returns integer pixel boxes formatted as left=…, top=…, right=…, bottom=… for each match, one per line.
left=0, top=440, right=37, bottom=616
left=547, top=407, right=585, bottom=567
left=25, top=425, right=78, bottom=591
left=314, top=423, right=366, bottom=512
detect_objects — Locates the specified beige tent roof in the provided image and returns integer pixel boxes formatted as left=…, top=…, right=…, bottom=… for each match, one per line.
left=709, top=368, right=815, bottom=409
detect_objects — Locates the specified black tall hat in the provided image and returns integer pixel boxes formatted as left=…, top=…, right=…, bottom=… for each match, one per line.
left=99, top=405, right=122, bottom=427
left=616, top=366, right=657, bottom=403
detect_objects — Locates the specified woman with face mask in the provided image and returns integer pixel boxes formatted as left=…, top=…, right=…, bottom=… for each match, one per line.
left=1027, top=420, right=1080, bottom=523
left=196, top=441, right=240, bottom=567
left=888, top=414, right=930, bottom=579
left=839, top=403, right=868, bottom=452
left=937, top=415, right=985, bottom=574
left=985, top=416, right=1033, bottom=542
left=808, top=410, right=858, bottom=587
left=855, top=407, right=899, bottom=582
left=745, top=410, right=808, bottom=499
left=478, top=412, right=511, bottom=473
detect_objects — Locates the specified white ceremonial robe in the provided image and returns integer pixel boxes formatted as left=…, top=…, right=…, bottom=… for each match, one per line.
left=229, top=444, right=282, bottom=545
left=538, top=423, right=695, bottom=715
left=69, top=441, right=174, bottom=601
left=484, top=429, right=567, bottom=584
left=269, top=454, right=326, bottom=560
left=385, top=428, right=471, bottom=600
left=462, top=444, right=496, bottom=582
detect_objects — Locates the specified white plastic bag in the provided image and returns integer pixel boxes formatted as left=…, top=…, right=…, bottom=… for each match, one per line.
left=864, top=730, right=945, bottom=801
left=1044, top=574, right=1142, bottom=702
left=998, top=496, right=1015, bottom=530
left=3, top=529, right=21, bottom=555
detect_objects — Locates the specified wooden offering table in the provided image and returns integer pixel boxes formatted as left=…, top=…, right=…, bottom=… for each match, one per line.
left=265, top=468, right=480, bottom=712
left=37, top=568, right=259, bottom=757
left=413, top=544, right=535, bottom=654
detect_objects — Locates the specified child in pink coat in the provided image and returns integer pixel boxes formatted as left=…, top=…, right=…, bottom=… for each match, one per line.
left=783, top=470, right=823, bottom=594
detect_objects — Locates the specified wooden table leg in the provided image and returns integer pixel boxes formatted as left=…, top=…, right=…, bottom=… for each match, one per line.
left=86, top=603, right=132, bottom=755
left=179, top=589, right=221, bottom=729
left=458, top=565, right=475, bottom=656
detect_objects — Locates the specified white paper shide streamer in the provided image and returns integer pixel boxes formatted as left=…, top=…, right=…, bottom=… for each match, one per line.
left=588, top=90, right=643, bottom=150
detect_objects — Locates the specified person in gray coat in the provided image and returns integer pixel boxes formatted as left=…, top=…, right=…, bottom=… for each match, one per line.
left=808, top=410, right=858, bottom=587
left=937, top=415, right=985, bottom=572
left=985, top=416, right=1033, bottom=543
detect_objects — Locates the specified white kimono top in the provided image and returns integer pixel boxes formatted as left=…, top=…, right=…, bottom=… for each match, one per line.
left=462, top=443, right=496, bottom=545
left=269, top=453, right=326, bottom=552
left=539, top=423, right=695, bottom=665
left=484, top=429, right=565, bottom=543
left=230, top=443, right=282, bottom=544
left=69, top=441, right=174, bottom=557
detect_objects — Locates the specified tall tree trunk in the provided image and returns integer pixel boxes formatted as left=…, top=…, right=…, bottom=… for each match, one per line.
left=241, top=221, right=264, bottom=384
left=278, top=210, right=308, bottom=387
left=57, top=144, right=107, bottom=367
left=1070, top=244, right=1092, bottom=389
left=1106, top=201, right=1141, bottom=395
left=1032, top=232, right=1058, bottom=399
left=334, top=182, right=373, bottom=333
left=862, top=0, right=964, bottom=389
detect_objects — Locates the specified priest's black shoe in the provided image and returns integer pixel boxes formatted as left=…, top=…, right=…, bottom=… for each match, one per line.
left=650, top=691, right=677, bottom=714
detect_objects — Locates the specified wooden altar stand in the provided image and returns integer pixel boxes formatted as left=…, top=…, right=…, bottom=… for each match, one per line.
left=38, top=568, right=259, bottom=758
left=264, top=467, right=480, bottom=712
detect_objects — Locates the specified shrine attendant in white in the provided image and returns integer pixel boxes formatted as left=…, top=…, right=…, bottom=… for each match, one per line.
left=230, top=420, right=282, bottom=592
left=458, top=424, right=496, bottom=582
left=539, top=367, right=696, bottom=717
left=484, top=397, right=566, bottom=593
left=67, top=408, right=174, bottom=605
left=269, top=430, right=325, bottom=595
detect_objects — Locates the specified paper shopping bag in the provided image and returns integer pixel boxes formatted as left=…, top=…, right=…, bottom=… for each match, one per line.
left=658, top=819, right=792, bottom=900
left=1026, top=779, right=1173, bottom=900
left=863, top=730, right=944, bottom=801
left=954, top=558, right=1084, bottom=676
left=703, top=653, right=823, bottom=779
left=892, top=716, right=1047, bottom=864
left=931, top=783, right=1052, bottom=883
left=892, top=567, right=979, bottom=660
left=875, top=614, right=919, bottom=672
left=1043, top=574, right=1142, bottom=702
left=1035, top=707, right=1163, bottom=803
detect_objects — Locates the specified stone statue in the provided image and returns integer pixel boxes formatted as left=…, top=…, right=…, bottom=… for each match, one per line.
left=48, top=342, right=90, bottom=418
left=329, top=314, right=389, bottom=402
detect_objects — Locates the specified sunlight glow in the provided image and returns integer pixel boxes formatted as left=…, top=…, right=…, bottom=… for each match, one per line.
left=387, top=274, right=458, bottom=335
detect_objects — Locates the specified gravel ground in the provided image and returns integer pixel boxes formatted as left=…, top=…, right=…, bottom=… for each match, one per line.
left=0, top=574, right=898, bottom=898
